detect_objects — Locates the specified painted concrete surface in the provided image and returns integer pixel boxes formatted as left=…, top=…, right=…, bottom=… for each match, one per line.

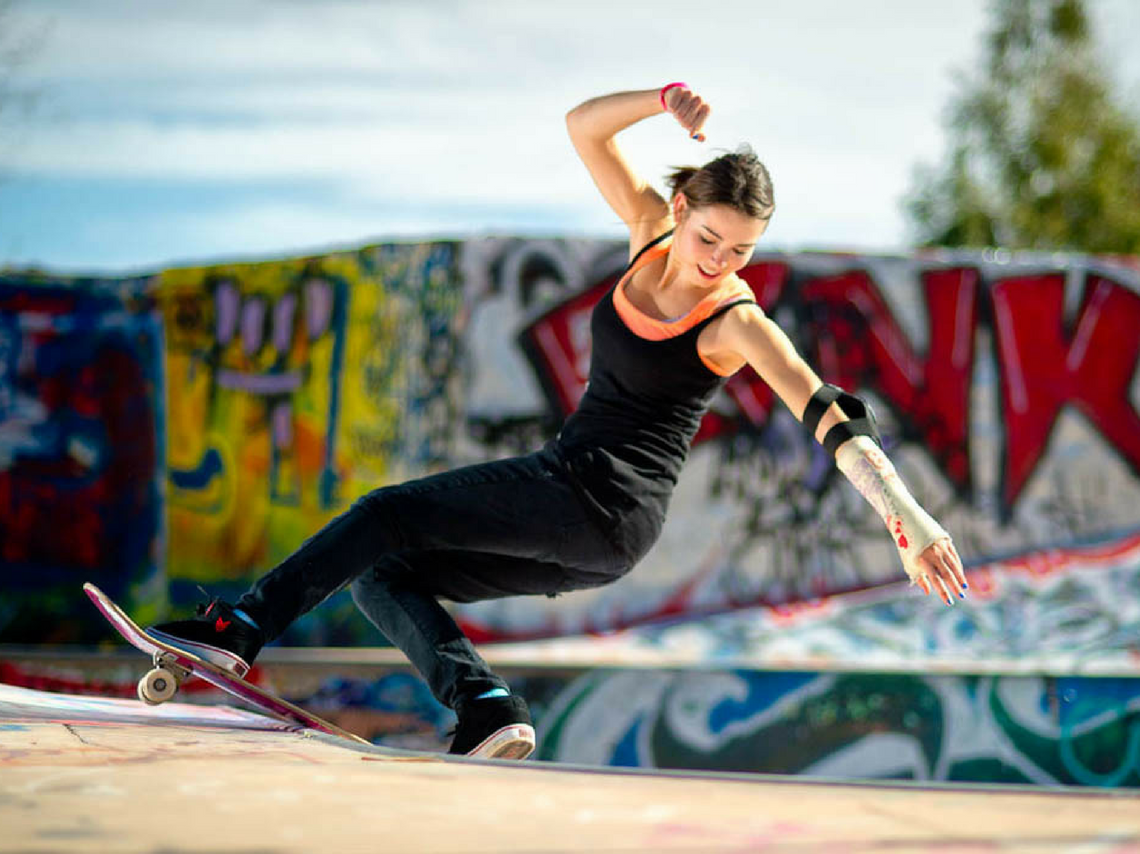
left=3, top=685, right=1140, bottom=853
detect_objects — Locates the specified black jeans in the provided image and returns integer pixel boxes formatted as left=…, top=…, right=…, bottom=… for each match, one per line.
left=237, top=448, right=629, bottom=709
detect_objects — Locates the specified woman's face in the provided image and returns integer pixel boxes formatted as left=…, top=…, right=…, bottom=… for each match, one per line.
left=673, top=196, right=768, bottom=286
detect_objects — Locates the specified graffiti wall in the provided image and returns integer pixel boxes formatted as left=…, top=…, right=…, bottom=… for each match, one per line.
left=155, top=245, right=464, bottom=625
left=454, top=243, right=1140, bottom=643
left=4, top=650, right=1136, bottom=787
left=534, top=668, right=1140, bottom=788
left=0, top=274, right=164, bottom=641
left=1, top=245, right=465, bottom=644
left=1, top=240, right=1139, bottom=660
left=468, top=529, right=1140, bottom=674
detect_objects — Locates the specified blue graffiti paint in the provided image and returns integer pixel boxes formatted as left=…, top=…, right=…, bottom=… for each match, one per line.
left=302, top=671, right=451, bottom=728
left=611, top=718, right=644, bottom=767
left=708, top=671, right=819, bottom=733
left=1056, top=677, right=1140, bottom=786
left=169, top=447, right=223, bottom=491
left=1059, top=697, right=1140, bottom=787
left=318, top=276, right=348, bottom=509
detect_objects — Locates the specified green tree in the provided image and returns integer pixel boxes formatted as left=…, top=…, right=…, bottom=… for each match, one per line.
left=906, top=0, right=1140, bottom=253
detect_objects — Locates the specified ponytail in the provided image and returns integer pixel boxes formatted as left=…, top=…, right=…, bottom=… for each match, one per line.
left=664, top=145, right=775, bottom=220
left=666, top=166, right=700, bottom=200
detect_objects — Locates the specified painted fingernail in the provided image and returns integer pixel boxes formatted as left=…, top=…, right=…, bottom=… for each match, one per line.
left=958, top=592, right=965, bottom=599
left=962, top=582, right=969, bottom=589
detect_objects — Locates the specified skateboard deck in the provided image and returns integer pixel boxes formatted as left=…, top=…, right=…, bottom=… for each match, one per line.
left=83, top=582, right=368, bottom=745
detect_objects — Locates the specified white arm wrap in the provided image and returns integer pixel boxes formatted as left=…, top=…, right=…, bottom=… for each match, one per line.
left=834, top=435, right=949, bottom=584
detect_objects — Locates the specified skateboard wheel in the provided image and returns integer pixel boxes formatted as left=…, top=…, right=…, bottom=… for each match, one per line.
left=138, top=667, right=179, bottom=705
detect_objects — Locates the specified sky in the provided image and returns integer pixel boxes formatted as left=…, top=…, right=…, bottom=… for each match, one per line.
left=1, top=0, right=1138, bottom=275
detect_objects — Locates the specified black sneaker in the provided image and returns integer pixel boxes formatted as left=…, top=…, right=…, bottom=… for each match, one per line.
left=147, top=596, right=265, bottom=679
left=448, top=694, right=535, bottom=760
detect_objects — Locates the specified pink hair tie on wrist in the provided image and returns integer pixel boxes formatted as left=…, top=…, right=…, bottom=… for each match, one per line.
left=659, top=82, right=704, bottom=141
left=659, top=81, right=688, bottom=110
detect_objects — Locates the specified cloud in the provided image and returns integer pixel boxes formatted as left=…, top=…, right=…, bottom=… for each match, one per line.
left=5, top=0, right=1002, bottom=268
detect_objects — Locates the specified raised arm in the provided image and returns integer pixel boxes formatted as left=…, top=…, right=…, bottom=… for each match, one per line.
left=705, top=304, right=968, bottom=604
left=566, top=86, right=710, bottom=251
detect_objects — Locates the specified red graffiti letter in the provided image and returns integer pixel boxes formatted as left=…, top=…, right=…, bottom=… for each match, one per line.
left=990, top=273, right=1140, bottom=509
left=801, top=268, right=979, bottom=490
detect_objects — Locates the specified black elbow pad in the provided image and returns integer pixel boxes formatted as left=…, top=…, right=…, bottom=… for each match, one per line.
left=802, top=383, right=883, bottom=455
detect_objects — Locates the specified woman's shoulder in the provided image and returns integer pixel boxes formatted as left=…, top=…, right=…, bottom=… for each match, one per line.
left=627, top=213, right=674, bottom=261
left=720, top=272, right=759, bottom=303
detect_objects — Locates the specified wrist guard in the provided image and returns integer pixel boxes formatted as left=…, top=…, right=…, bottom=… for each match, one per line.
left=834, top=435, right=949, bottom=585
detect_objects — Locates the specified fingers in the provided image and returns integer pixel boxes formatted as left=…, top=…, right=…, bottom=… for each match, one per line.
left=915, top=538, right=968, bottom=606
left=916, top=562, right=952, bottom=605
left=934, top=538, right=967, bottom=594
left=664, top=87, right=710, bottom=141
left=946, top=540, right=967, bottom=589
left=934, top=572, right=955, bottom=606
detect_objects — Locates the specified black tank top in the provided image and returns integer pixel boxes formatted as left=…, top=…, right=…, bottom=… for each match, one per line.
left=551, top=231, right=756, bottom=561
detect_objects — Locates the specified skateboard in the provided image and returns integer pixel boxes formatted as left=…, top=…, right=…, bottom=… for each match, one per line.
left=83, top=582, right=368, bottom=745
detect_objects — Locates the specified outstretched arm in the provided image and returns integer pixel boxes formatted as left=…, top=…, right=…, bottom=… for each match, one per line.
left=566, top=86, right=711, bottom=252
left=705, top=304, right=968, bottom=603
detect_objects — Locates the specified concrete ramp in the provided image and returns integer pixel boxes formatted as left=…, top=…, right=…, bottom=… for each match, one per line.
left=2, top=684, right=1138, bottom=853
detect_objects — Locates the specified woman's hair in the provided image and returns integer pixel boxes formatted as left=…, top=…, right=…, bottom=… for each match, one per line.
left=666, top=144, right=775, bottom=221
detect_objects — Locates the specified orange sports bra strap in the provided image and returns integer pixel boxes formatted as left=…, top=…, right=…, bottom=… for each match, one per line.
left=698, top=297, right=757, bottom=329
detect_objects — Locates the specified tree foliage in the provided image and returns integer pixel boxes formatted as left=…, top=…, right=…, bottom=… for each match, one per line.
left=906, top=0, right=1140, bottom=253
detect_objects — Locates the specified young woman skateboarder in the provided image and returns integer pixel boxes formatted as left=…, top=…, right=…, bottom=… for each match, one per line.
left=147, top=84, right=967, bottom=759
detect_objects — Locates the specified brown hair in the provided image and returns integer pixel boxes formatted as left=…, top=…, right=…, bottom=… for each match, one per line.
left=666, top=144, right=775, bottom=221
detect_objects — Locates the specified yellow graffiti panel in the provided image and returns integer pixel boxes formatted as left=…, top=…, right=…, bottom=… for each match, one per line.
left=155, top=247, right=448, bottom=585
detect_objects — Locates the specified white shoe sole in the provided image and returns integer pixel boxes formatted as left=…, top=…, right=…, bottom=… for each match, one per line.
left=147, top=630, right=251, bottom=678
left=464, top=724, right=536, bottom=760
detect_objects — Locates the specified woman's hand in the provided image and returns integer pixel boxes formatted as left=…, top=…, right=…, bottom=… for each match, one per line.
left=912, top=537, right=968, bottom=605
left=663, top=85, right=710, bottom=141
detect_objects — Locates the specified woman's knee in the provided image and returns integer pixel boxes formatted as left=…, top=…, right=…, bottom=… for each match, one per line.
left=349, top=566, right=381, bottom=594
left=353, top=485, right=397, bottom=519
left=349, top=566, right=396, bottom=615
left=350, top=552, right=414, bottom=598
